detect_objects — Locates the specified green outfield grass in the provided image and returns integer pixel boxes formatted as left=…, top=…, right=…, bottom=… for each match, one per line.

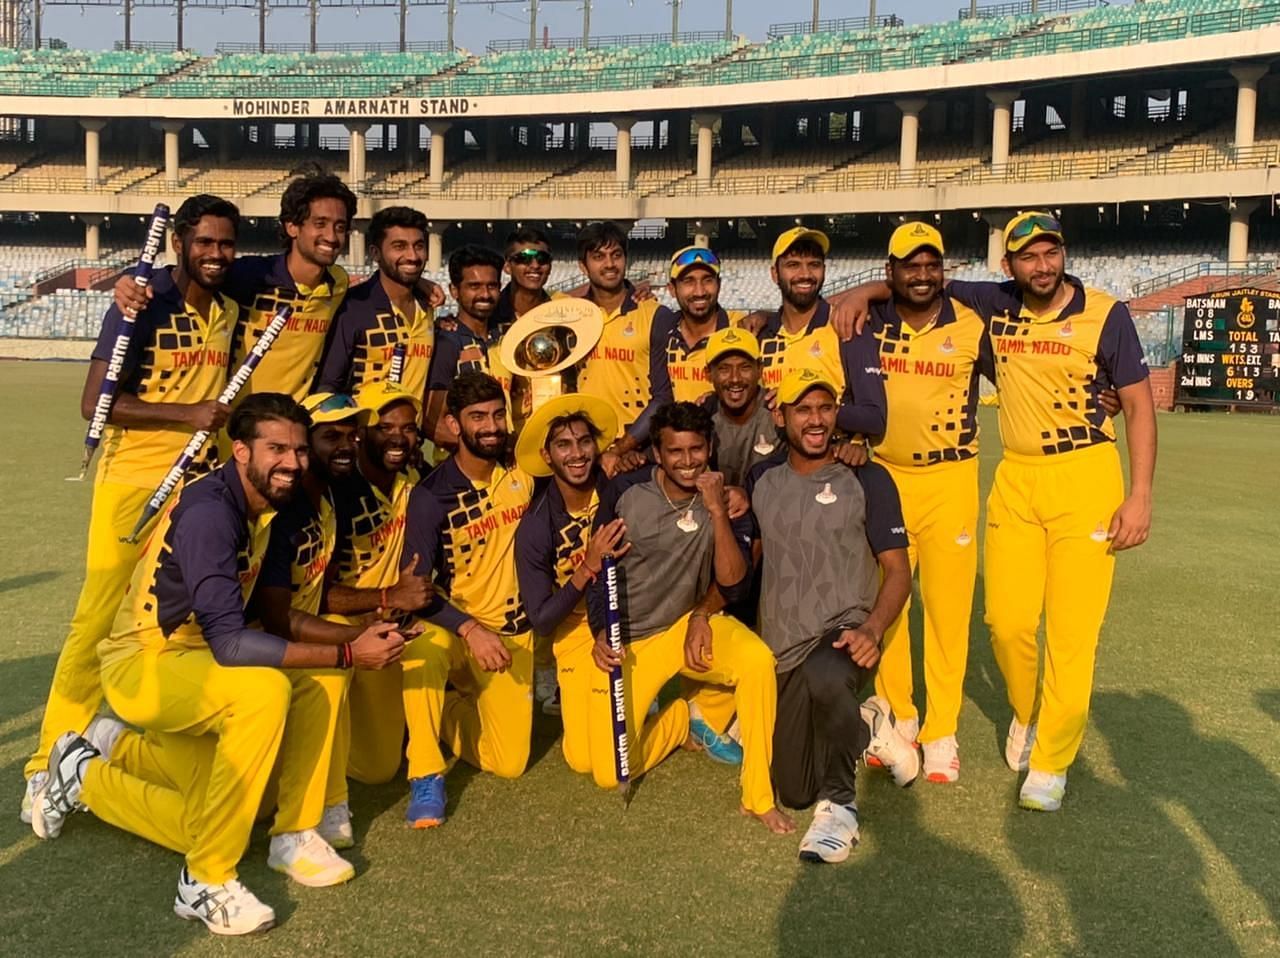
left=0, top=359, right=1277, bottom=958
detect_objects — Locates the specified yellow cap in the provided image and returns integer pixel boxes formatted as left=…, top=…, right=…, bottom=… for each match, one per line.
left=776, top=366, right=839, bottom=406
left=514, top=393, right=619, bottom=478
left=771, top=226, right=830, bottom=263
left=888, top=221, right=945, bottom=260
left=704, top=326, right=761, bottom=366
left=354, top=379, right=423, bottom=420
left=1003, top=211, right=1065, bottom=253
left=301, top=392, right=372, bottom=427
left=669, top=245, right=721, bottom=281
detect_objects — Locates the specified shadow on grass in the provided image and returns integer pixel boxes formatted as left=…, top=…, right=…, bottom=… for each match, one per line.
left=0, top=570, right=60, bottom=594
left=1256, top=689, right=1280, bottom=725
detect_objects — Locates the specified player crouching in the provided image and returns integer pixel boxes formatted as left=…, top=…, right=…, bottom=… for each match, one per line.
left=747, top=369, right=919, bottom=863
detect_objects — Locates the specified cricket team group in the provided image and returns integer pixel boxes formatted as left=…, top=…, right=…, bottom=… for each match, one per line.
left=19, top=167, right=1156, bottom=935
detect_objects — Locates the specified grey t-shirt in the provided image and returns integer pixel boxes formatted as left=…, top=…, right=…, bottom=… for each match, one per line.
left=585, top=466, right=755, bottom=643
left=708, top=393, right=780, bottom=487
left=749, top=459, right=908, bottom=672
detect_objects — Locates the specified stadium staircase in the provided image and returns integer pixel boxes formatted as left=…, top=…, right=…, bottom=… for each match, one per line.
left=1128, top=261, right=1280, bottom=311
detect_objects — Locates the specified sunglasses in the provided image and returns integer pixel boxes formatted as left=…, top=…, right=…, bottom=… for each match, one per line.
left=311, top=393, right=358, bottom=414
left=509, top=249, right=552, bottom=266
left=1008, top=213, right=1063, bottom=241
left=671, top=247, right=720, bottom=273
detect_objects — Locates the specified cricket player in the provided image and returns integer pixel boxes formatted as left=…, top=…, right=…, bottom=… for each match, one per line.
left=748, top=367, right=917, bottom=862
left=315, top=206, right=436, bottom=405
left=700, top=327, right=778, bottom=487
left=514, top=395, right=696, bottom=787
left=30, top=394, right=405, bottom=934
left=403, top=371, right=538, bottom=801
left=22, top=194, right=240, bottom=824
left=424, top=245, right=526, bottom=447
left=839, top=212, right=1156, bottom=811
left=574, top=221, right=663, bottom=437
left=586, top=401, right=793, bottom=834
left=495, top=226, right=555, bottom=329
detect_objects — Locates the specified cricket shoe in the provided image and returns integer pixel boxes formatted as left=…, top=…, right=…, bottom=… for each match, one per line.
left=406, top=773, right=446, bottom=828
left=19, top=772, right=47, bottom=825
left=31, top=732, right=99, bottom=839
left=1019, top=771, right=1067, bottom=812
left=267, top=829, right=355, bottom=887
left=174, top=866, right=275, bottom=936
left=84, top=715, right=127, bottom=760
left=861, top=696, right=920, bottom=787
left=923, top=736, right=960, bottom=783
left=317, top=801, right=354, bottom=850
left=866, top=714, right=918, bottom=768
left=1005, top=718, right=1037, bottom=772
left=688, top=716, right=744, bottom=765
left=798, top=800, right=860, bottom=864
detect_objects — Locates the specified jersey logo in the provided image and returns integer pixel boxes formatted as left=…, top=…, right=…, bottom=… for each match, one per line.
left=1059, top=320, right=1074, bottom=338
left=622, top=320, right=635, bottom=337
left=809, top=340, right=823, bottom=357
left=815, top=483, right=837, bottom=505
left=753, top=434, right=776, bottom=455
left=1090, top=521, right=1108, bottom=542
left=955, top=527, right=972, bottom=547
left=940, top=336, right=955, bottom=354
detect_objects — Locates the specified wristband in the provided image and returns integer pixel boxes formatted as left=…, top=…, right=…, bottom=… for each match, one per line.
left=689, top=611, right=709, bottom=621
left=459, top=620, right=478, bottom=640
left=380, top=587, right=389, bottom=610
left=336, top=643, right=353, bottom=669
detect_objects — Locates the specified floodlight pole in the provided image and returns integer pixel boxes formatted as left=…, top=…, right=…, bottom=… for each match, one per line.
left=123, top=0, right=132, bottom=49
left=868, top=0, right=876, bottom=26
left=399, top=0, right=407, bottom=51
left=671, top=0, right=678, bottom=42
left=176, top=0, right=184, bottom=50
left=725, top=0, right=732, bottom=39
left=259, top=0, right=267, bottom=52
left=529, top=0, right=536, bottom=49
left=33, top=0, right=41, bottom=48
left=309, top=0, right=317, bottom=53
left=582, top=0, right=589, bottom=47
left=811, top=0, right=819, bottom=32
left=447, top=0, right=456, bottom=48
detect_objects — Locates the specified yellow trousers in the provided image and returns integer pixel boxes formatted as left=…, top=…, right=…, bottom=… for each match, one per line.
left=81, top=645, right=333, bottom=885
left=874, top=458, right=979, bottom=743
left=260, top=668, right=352, bottom=817
left=439, top=629, right=535, bottom=779
left=984, top=442, right=1124, bottom=775
left=26, top=480, right=150, bottom=780
left=553, top=620, right=690, bottom=789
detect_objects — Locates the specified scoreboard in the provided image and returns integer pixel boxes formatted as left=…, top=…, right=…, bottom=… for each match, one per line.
left=1177, top=287, right=1280, bottom=410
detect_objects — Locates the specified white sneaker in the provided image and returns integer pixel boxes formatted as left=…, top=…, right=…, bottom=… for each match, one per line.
left=861, top=696, right=921, bottom=788
left=31, top=732, right=98, bottom=839
left=85, top=715, right=127, bottom=760
left=798, top=800, right=860, bottom=864
left=1019, top=770, right=1067, bottom=812
left=317, top=802, right=354, bottom=850
left=1005, top=717, right=1037, bottom=772
left=174, top=866, right=275, bottom=936
left=19, top=772, right=47, bottom=825
left=865, top=713, right=918, bottom=767
left=267, top=829, right=355, bottom=887
left=534, top=667, right=558, bottom=705
left=923, top=736, right=960, bottom=784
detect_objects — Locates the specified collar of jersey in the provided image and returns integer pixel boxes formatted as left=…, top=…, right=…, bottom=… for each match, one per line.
left=149, top=265, right=226, bottom=315
left=583, top=281, right=639, bottom=320
left=545, top=468, right=606, bottom=521
left=1015, top=275, right=1086, bottom=324
left=668, top=307, right=731, bottom=355
left=265, top=252, right=336, bottom=298
left=876, top=296, right=958, bottom=335
left=765, top=297, right=830, bottom=340
left=366, top=271, right=430, bottom=317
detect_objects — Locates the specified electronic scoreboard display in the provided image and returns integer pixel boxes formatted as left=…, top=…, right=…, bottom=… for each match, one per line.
left=1177, top=287, right=1280, bottom=410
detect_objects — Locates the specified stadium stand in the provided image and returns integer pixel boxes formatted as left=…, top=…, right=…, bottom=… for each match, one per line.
left=0, top=48, right=195, bottom=97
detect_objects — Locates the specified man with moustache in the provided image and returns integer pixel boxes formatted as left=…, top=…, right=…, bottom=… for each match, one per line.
left=31, top=394, right=405, bottom=935
left=495, top=226, right=556, bottom=329
left=321, top=380, right=442, bottom=828
left=700, top=327, right=778, bottom=487
left=22, top=194, right=241, bottom=824
left=748, top=368, right=917, bottom=863
left=316, top=207, right=436, bottom=407
left=424, top=245, right=526, bottom=448
left=574, top=221, right=663, bottom=437
left=403, top=371, right=539, bottom=794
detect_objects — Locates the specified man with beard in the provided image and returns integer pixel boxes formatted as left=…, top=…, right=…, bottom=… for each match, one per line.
left=21, top=194, right=240, bottom=825
left=316, top=207, right=436, bottom=409
left=494, top=226, right=556, bottom=330
left=586, top=401, right=793, bottom=834
left=574, top=221, right=662, bottom=438
left=835, top=212, right=1156, bottom=812
left=31, top=394, right=406, bottom=935
left=747, top=368, right=917, bottom=863
left=321, top=380, right=441, bottom=828
left=403, top=371, right=539, bottom=793
left=753, top=227, right=886, bottom=445
left=113, top=169, right=446, bottom=405
left=424, top=245, right=526, bottom=448
left=700, top=327, right=778, bottom=487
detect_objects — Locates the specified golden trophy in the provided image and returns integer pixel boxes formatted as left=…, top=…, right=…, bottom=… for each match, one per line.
left=500, top=297, right=604, bottom=412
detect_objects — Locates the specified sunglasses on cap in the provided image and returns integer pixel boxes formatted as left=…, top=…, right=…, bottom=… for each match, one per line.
left=1007, top=213, right=1063, bottom=242
left=313, top=393, right=358, bottom=414
left=670, top=247, right=720, bottom=273
left=509, top=248, right=552, bottom=266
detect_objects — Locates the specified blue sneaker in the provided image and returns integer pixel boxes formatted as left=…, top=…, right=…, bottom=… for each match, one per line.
left=689, top=717, right=743, bottom=765
left=406, top=774, right=446, bottom=829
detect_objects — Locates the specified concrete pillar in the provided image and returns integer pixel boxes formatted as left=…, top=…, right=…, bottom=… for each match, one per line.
left=428, top=224, right=445, bottom=272
left=428, top=121, right=451, bottom=191
left=988, top=89, right=1019, bottom=168
left=693, top=230, right=711, bottom=248
left=613, top=116, right=636, bottom=186
left=155, top=120, right=184, bottom=188
left=82, top=214, right=104, bottom=260
left=1230, top=64, right=1268, bottom=148
left=896, top=98, right=926, bottom=175
left=1227, top=199, right=1259, bottom=262
left=693, top=112, right=718, bottom=185
left=1069, top=80, right=1088, bottom=145
left=346, top=121, right=369, bottom=189
left=982, top=211, right=1012, bottom=272
left=80, top=118, right=107, bottom=185
left=348, top=222, right=367, bottom=269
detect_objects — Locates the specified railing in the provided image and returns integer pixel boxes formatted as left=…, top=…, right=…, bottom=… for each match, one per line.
left=113, top=40, right=181, bottom=52
left=767, top=15, right=905, bottom=38
left=486, top=31, right=734, bottom=52
left=957, top=0, right=1104, bottom=21
left=1130, top=259, right=1280, bottom=298
left=215, top=40, right=452, bottom=53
